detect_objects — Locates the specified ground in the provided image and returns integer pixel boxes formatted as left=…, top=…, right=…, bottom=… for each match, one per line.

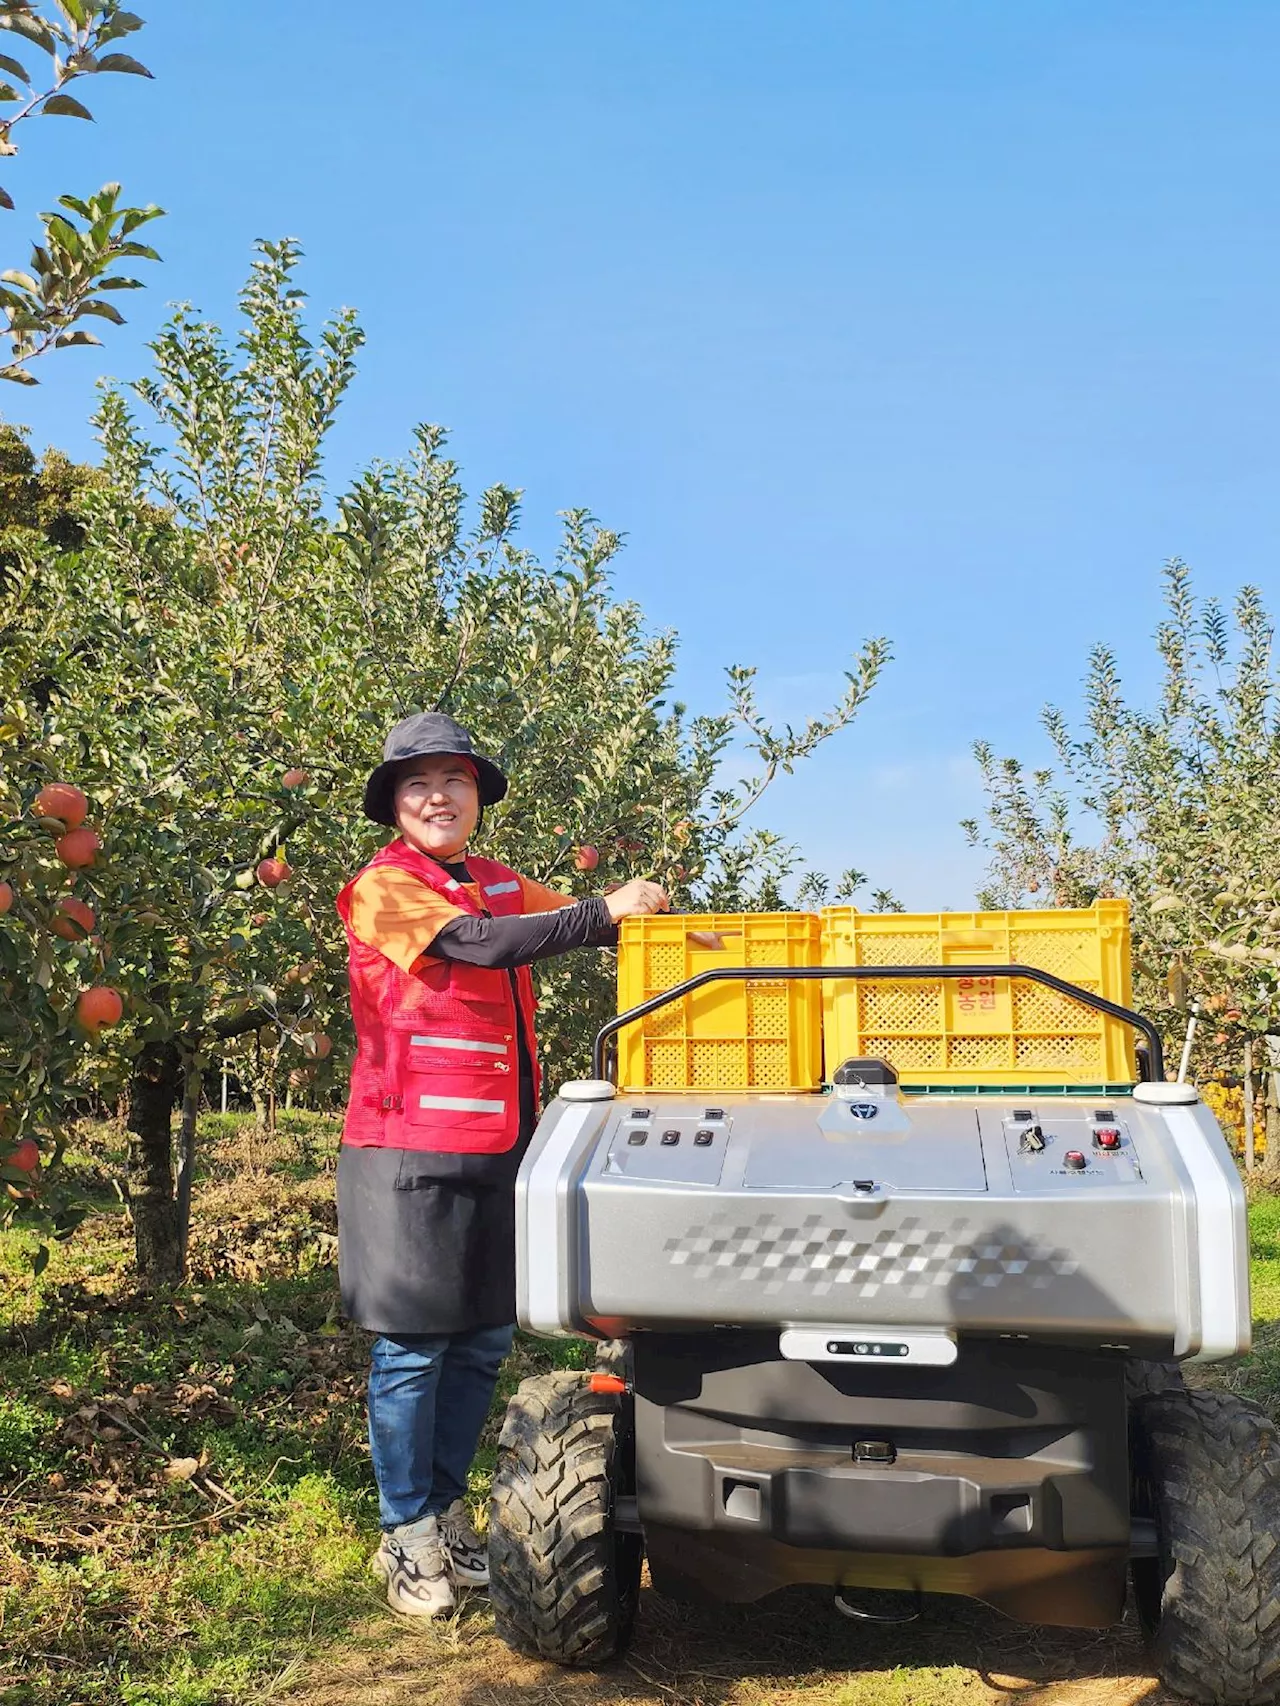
left=2, top=1114, right=1278, bottom=1706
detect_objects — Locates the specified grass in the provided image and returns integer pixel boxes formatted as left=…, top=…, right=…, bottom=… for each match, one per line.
left=1, top=1119, right=1278, bottom=1706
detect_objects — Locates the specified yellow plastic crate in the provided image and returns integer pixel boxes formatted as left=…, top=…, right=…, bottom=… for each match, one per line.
left=615, top=913, right=823, bottom=1093
left=820, top=901, right=1135, bottom=1087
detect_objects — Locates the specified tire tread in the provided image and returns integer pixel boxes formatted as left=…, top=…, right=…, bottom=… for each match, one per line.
left=1135, top=1387, right=1280, bottom=1705
left=489, top=1370, right=640, bottom=1666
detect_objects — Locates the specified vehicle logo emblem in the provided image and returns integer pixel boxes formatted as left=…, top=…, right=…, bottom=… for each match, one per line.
left=848, top=1102, right=879, bottom=1120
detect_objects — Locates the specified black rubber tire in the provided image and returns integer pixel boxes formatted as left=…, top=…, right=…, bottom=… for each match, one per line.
left=1126, top=1356, right=1188, bottom=1401
left=489, top=1370, right=642, bottom=1666
left=1131, top=1388, right=1280, bottom=1704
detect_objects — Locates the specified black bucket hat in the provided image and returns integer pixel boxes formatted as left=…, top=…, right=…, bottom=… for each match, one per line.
left=362, top=712, right=509, bottom=826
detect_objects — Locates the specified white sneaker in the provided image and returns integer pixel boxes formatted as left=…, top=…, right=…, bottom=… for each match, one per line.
left=371, top=1514, right=456, bottom=1617
left=437, top=1497, right=489, bottom=1586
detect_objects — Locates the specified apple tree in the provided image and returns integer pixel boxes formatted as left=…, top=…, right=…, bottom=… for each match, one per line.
left=3, top=240, right=888, bottom=1280
left=0, top=2, right=163, bottom=385
left=963, top=560, right=1280, bottom=1126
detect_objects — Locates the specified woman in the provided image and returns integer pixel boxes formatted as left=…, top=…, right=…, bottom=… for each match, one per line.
left=336, top=711, right=668, bottom=1617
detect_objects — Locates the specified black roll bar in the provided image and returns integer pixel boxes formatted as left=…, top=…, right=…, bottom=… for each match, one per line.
left=592, top=963, right=1164, bottom=1084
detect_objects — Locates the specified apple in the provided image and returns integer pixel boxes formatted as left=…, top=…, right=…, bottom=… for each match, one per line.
left=256, top=858, right=293, bottom=888
left=282, top=768, right=309, bottom=789
left=302, top=1032, right=332, bottom=1060
left=34, top=783, right=88, bottom=829
left=51, top=897, right=95, bottom=940
left=4, top=1138, right=40, bottom=1174
left=76, top=986, right=123, bottom=1034
left=574, top=845, right=599, bottom=872
left=0, top=881, right=12, bottom=916
left=55, top=828, right=101, bottom=870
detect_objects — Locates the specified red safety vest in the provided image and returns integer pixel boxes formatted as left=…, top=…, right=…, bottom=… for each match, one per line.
left=336, top=839, right=540, bottom=1154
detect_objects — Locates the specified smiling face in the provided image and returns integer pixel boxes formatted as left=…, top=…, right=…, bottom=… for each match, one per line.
left=392, top=756, right=481, bottom=861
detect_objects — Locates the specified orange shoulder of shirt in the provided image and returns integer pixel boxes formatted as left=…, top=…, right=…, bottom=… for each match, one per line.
left=348, top=865, right=574, bottom=974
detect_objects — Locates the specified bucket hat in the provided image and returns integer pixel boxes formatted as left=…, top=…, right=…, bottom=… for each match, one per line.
left=362, top=712, right=509, bottom=826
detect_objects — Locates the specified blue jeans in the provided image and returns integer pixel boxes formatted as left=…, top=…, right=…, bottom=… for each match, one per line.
left=367, top=1323, right=515, bottom=1530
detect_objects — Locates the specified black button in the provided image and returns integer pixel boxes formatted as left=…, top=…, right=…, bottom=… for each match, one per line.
left=853, top=1179, right=876, bottom=1193
left=1094, top=1109, right=1115, bottom=1121
left=1012, top=1108, right=1033, bottom=1122
left=627, top=1130, right=647, bottom=1146
left=630, top=1108, right=651, bottom=1120
left=661, top=1130, right=680, bottom=1146
left=694, top=1130, right=714, bottom=1146
left=704, top=1107, right=725, bottom=1120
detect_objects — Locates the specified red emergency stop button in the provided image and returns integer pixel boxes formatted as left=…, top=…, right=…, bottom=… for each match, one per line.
left=1094, top=1126, right=1122, bottom=1151
left=1064, top=1150, right=1087, bottom=1171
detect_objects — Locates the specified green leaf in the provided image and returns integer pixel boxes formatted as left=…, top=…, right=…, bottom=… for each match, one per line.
left=0, top=51, right=28, bottom=81
left=30, top=1242, right=49, bottom=1276
left=74, top=297, right=125, bottom=323
left=41, top=92, right=93, bottom=120
left=93, top=272, right=143, bottom=289
left=120, top=203, right=163, bottom=233
left=54, top=328, right=101, bottom=346
left=95, top=51, right=151, bottom=76
left=0, top=184, right=12, bottom=210
left=44, top=211, right=81, bottom=248
left=0, top=14, right=56, bottom=53
left=0, top=267, right=38, bottom=291
left=0, top=80, right=20, bottom=100
left=55, top=0, right=88, bottom=27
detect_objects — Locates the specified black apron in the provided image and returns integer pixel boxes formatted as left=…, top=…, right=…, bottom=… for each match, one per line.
left=337, top=905, right=537, bottom=1337
left=337, top=1142, right=524, bottom=1335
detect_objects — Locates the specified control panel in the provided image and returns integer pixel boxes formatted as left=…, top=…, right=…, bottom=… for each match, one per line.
left=601, top=1105, right=730, bottom=1185
left=996, top=1107, right=1143, bottom=1192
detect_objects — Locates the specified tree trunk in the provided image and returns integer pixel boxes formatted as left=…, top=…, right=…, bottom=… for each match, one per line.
left=1266, top=1038, right=1280, bottom=1175
left=126, top=1039, right=183, bottom=1282
left=1244, top=1041, right=1256, bottom=1173
left=175, top=1061, right=201, bottom=1278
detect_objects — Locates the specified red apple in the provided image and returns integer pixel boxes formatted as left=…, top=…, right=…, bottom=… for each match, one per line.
left=257, top=858, right=293, bottom=888
left=0, top=881, right=12, bottom=916
left=574, top=845, right=599, bottom=872
left=34, top=783, right=88, bottom=829
left=52, top=897, right=96, bottom=940
left=55, top=828, right=101, bottom=870
left=282, top=768, right=309, bottom=789
left=302, top=1032, right=332, bottom=1060
left=3, top=1138, right=40, bottom=1174
left=76, top=985, right=123, bottom=1034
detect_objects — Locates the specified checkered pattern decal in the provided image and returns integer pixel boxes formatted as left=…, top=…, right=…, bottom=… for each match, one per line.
left=664, top=1213, right=1078, bottom=1299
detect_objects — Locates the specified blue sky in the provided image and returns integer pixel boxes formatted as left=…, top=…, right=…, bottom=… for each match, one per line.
left=8, top=2, right=1280, bottom=905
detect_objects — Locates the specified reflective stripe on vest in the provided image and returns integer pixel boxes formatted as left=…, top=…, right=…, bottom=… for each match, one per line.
left=418, top=1093, right=507, bottom=1114
left=483, top=880, right=521, bottom=896
left=410, top=1033, right=508, bottom=1055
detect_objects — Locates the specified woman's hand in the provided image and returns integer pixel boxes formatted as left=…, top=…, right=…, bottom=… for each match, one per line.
left=603, top=878, right=670, bottom=922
